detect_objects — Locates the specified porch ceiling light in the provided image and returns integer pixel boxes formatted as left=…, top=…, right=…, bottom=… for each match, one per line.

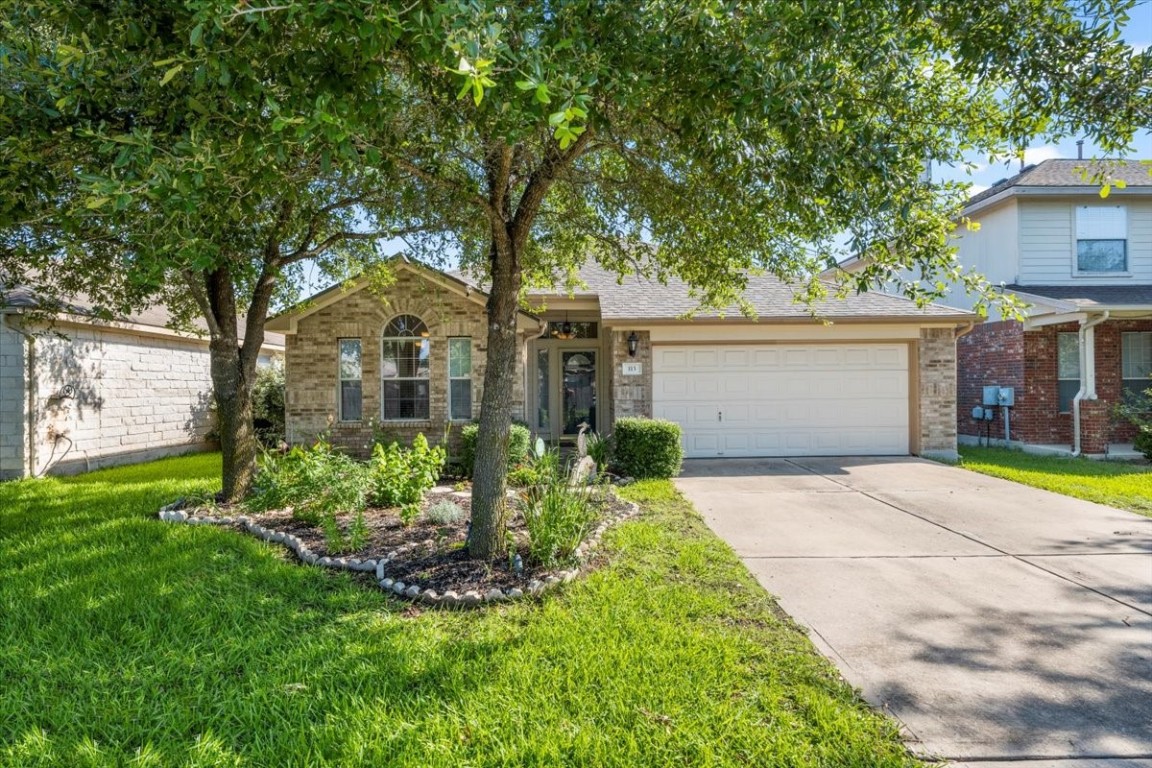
left=553, top=313, right=575, bottom=340
left=627, top=331, right=639, bottom=357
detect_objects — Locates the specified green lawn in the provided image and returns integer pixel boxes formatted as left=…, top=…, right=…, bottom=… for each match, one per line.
left=959, top=446, right=1152, bottom=518
left=0, top=453, right=916, bottom=768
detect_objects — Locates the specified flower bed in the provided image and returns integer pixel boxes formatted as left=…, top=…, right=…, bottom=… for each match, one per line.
left=158, top=487, right=639, bottom=606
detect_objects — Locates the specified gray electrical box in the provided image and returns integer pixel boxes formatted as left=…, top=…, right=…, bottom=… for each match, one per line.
left=982, top=385, right=1015, bottom=408
left=997, top=387, right=1014, bottom=407
left=971, top=405, right=994, bottom=421
left=982, top=386, right=1000, bottom=407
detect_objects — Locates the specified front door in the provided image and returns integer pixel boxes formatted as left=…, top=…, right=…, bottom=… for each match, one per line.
left=561, top=350, right=597, bottom=438
left=534, top=347, right=598, bottom=442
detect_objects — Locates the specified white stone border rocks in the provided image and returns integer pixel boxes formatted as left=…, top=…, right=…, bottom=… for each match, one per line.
left=156, top=496, right=640, bottom=608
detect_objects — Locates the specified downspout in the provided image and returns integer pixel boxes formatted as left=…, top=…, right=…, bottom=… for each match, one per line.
left=1, top=313, right=37, bottom=478
left=1071, top=311, right=1109, bottom=457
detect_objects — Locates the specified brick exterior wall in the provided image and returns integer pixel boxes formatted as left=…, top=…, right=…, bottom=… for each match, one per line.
left=957, top=318, right=1152, bottom=449
left=918, top=327, right=959, bottom=456
left=956, top=320, right=1027, bottom=439
left=607, top=330, right=652, bottom=423
left=1, top=320, right=219, bottom=478
left=0, top=320, right=27, bottom=480
left=284, top=270, right=528, bottom=457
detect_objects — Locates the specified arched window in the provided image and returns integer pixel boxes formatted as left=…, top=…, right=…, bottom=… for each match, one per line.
left=381, top=315, right=430, bottom=420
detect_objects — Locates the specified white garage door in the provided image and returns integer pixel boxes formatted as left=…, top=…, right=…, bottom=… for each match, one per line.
left=652, top=344, right=910, bottom=458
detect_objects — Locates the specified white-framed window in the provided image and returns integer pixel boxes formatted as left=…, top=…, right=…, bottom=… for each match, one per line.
left=338, top=338, right=362, bottom=421
left=1122, top=332, right=1152, bottom=400
left=1075, top=205, right=1127, bottom=273
left=381, top=314, right=430, bottom=420
left=1057, top=332, right=1080, bottom=413
left=448, top=337, right=472, bottom=421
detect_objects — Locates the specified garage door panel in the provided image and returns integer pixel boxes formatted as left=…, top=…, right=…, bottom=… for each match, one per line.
left=653, top=343, right=910, bottom=458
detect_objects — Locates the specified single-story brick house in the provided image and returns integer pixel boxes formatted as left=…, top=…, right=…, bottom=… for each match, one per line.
left=1, top=287, right=284, bottom=479
left=267, top=258, right=974, bottom=461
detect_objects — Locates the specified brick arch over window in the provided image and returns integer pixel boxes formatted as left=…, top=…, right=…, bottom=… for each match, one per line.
left=380, top=313, right=431, bottom=420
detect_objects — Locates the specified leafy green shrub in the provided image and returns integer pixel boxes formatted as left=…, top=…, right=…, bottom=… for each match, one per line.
left=247, top=441, right=369, bottom=525
left=427, top=500, right=465, bottom=525
left=460, top=422, right=531, bottom=477
left=368, top=433, right=447, bottom=508
left=613, top=417, right=683, bottom=478
left=584, top=431, right=611, bottom=472
left=1113, top=383, right=1152, bottom=461
left=252, top=362, right=286, bottom=446
left=518, top=449, right=598, bottom=567
left=507, top=464, right=540, bottom=488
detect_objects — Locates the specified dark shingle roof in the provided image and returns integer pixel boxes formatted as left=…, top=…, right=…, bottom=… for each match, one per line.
left=1006, top=284, right=1152, bottom=309
left=967, top=159, right=1151, bottom=208
left=2, top=284, right=285, bottom=347
left=465, top=261, right=967, bottom=321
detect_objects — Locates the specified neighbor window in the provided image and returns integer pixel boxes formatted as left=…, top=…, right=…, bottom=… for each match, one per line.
left=1057, top=332, right=1080, bottom=413
left=338, top=338, right=362, bottom=421
left=1122, top=332, right=1152, bottom=400
left=448, top=337, right=472, bottom=421
left=381, top=314, right=430, bottom=420
left=1076, top=205, right=1127, bottom=273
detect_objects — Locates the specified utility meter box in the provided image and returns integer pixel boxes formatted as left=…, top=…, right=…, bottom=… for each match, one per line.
left=982, top=386, right=1001, bottom=407
left=997, top=387, right=1015, bottom=407
left=983, top=385, right=1015, bottom=408
left=971, top=405, right=994, bottom=421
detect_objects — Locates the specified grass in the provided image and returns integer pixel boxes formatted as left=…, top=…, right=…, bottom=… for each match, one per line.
left=0, top=454, right=918, bottom=768
left=959, top=446, right=1152, bottom=518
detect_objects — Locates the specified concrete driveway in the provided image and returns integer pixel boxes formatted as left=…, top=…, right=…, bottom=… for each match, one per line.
left=676, top=457, right=1152, bottom=766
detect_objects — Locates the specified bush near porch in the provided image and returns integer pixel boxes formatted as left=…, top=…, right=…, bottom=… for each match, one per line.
left=0, top=454, right=919, bottom=767
left=959, top=446, right=1152, bottom=518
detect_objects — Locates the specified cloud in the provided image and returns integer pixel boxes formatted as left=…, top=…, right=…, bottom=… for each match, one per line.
left=1023, top=145, right=1062, bottom=165
left=968, top=184, right=990, bottom=196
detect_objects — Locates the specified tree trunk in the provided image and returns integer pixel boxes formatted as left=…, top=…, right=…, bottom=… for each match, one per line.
left=202, top=265, right=264, bottom=503
left=468, top=236, right=522, bottom=560
left=212, top=337, right=258, bottom=502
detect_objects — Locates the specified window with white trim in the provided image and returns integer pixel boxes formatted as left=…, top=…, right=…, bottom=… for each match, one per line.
left=381, top=315, right=430, bottom=420
left=1057, top=332, right=1080, bottom=413
left=1122, top=332, right=1152, bottom=400
left=338, top=338, right=362, bottom=421
left=448, top=337, right=472, bottom=421
left=1076, top=205, right=1127, bottom=273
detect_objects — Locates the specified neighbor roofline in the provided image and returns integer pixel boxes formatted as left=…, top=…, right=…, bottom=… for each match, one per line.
left=963, top=184, right=1152, bottom=217
left=4, top=308, right=286, bottom=351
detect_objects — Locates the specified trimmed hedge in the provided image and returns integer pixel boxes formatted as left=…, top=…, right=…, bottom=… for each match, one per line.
left=460, top=422, right=532, bottom=477
left=613, top=417, right=683, bottom=479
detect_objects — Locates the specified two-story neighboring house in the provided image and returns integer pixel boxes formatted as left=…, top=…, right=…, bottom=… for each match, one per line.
left=855, top=158, right=1152, bottom=456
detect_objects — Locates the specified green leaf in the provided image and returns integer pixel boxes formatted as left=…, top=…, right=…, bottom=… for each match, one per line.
left=534, top=84, right=551, bottom=104
left=515, top=79, right=535, bottom=91
left=1100, top=184, right=1111, bottom=199
left=84, top=197, right=110, bottom=210
left=548, top=110, right=567, bottom=127
left=159, top=64, right=183, bottom=86
left=189, top=23, right=204, bottom=46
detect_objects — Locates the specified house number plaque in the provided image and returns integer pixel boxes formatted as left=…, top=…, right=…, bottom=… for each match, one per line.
left=622, top=362, right=643, bottom=376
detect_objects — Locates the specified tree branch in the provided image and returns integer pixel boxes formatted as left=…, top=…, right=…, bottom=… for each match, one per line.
left=512, top=127, right=596, bottom=247
left=395, top=158, right=497, bottom=220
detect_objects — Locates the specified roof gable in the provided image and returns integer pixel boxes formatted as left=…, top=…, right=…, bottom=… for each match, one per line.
left=966, top=159, right=1151, bottom=209
left=266, top=257, right=540, bottom=333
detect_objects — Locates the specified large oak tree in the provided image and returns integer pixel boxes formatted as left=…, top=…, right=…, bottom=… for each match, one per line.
left=363, top=0, right=1150, bottom=558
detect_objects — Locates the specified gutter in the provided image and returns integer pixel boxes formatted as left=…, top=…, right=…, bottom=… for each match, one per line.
left=1071, top=310, right=1109, bottom=457
left=1, top=312, right=37, bottom=478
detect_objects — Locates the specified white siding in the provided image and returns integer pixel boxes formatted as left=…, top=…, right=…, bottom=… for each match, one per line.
left=891, top=200, right=1020, bottom=311
left=0, top=320, right=27, bottom=479
left=1017, top=197, right=1152, bottom=285
left=25, top=323, right=216, bottom=476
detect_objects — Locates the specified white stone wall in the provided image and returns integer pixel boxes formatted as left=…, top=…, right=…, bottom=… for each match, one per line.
left=25, top=323, right=216, bottom=476
left=0, top=319, right=27, bottom=480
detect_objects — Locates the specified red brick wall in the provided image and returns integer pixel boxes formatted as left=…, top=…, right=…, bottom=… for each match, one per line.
left=956, top=321, right=1025, bottom=439
left=958, top=318, right=1152, bottom=448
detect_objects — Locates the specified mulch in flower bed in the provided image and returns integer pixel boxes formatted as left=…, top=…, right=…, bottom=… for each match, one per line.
left=204, top=489, right=633, bottom=594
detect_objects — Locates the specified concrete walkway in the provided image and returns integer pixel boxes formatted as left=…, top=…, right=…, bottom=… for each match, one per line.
left=676, top=457, right=1152, bottom=765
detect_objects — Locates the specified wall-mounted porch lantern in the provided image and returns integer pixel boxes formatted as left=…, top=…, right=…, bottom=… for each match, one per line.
left=627, top=331, right=639, bottom=358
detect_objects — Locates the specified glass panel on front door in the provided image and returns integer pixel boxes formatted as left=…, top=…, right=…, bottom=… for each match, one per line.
left=562, top=351, right=596, bottom=436
left=536, top=349, right=550, bottom=432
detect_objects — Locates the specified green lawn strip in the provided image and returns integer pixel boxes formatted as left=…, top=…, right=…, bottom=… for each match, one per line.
left=1, top=456, right=917, bottom=767
left=958, top=446, right=1152, bottom=518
